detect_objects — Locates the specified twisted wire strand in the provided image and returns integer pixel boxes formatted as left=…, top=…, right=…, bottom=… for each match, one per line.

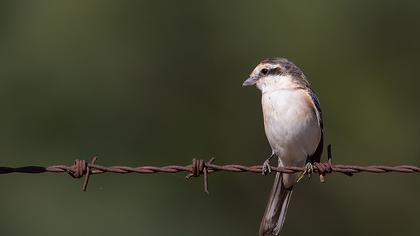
left=0, top=157, right=418, bottom=192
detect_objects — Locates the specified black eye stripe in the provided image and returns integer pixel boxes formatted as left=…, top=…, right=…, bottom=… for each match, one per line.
left=267, top=67, right=282, bottom=75
left=260, top=67, right=283, bottom=76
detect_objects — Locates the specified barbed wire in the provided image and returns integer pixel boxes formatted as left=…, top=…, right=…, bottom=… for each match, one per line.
left=1, top=146, right=418, bottom=193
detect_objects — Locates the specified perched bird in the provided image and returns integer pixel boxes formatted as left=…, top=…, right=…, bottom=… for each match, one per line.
left=243, top=58, right=323, bottom=236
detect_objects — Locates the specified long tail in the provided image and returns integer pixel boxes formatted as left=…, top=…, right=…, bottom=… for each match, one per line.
left=259, top=172, right=293, bottom=236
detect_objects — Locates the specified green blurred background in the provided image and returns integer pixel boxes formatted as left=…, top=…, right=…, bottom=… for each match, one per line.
left=0, top=0, right=419, bottom=235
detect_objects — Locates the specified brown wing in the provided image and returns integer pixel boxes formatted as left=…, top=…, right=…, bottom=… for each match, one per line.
left=307, top=89, right=323, bottom=163
left=308, top=131, right=323, bottom=163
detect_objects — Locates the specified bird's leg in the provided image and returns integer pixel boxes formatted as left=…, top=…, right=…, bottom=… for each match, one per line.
left=297, top=162, right=314, bottom=182
left=262, top=153, right=276, bottom=176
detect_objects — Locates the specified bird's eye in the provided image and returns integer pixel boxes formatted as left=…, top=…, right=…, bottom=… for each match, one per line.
left=261, top=68, right=269, bottom=75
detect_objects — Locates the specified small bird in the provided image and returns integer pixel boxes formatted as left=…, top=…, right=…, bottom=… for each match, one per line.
left=243, top=58, right=323, bottom=236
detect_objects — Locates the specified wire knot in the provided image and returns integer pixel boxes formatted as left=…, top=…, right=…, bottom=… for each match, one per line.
left=68, top=159, right=88, bottom=178
left=191, top=159, right=205, bottom=177
left=312, top=144, right=335, bottom=183
left=186, top=158, right=215, bottom=194
left=314, top=162, right=332, bottom=183
left=67, top=156, right=98, bottom=191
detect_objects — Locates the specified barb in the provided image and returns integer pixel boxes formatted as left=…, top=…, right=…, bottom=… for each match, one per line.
left=66, top=156, right=98, bottom=191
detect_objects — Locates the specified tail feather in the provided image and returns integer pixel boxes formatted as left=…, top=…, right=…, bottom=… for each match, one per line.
left=259, top=172, right=293, bottom=236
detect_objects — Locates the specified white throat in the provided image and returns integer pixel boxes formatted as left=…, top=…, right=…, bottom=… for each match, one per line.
left=256, top=75, right=298, bottom=94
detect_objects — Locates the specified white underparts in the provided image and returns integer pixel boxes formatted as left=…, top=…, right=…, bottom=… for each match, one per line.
left=260, top=81, right=321, bottom=188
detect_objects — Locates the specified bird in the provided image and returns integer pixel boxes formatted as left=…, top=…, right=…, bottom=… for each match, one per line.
left=242, top=58, right=323, bottom=236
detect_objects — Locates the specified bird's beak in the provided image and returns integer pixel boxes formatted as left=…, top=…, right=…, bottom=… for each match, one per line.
left=242, top=77, right=258, bottom=86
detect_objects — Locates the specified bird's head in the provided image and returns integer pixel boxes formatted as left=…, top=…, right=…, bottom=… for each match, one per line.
left=243, top=58, right=309, bottom=93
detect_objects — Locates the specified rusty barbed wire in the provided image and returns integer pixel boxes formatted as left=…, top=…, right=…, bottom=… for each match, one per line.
left=1, top=154, right=419, bottom=193
left=0, top=146, right=418, bottom=192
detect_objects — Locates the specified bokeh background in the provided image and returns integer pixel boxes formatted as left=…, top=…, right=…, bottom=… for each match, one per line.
left=0, top=1, right=419, bottom=235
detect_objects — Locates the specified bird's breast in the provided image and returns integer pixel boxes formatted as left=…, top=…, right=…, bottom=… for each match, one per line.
left=261, top=89, right=321, bottom=166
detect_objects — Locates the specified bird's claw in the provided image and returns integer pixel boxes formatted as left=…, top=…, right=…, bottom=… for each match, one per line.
left=262, top=160, right=272, bottom=176
left=297, top=163, right=314, bottom=182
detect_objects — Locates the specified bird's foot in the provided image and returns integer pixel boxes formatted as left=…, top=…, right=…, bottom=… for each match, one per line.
left=297, top=162, right=314, bottom=182
left=262, top=159, right=272, bottom=176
